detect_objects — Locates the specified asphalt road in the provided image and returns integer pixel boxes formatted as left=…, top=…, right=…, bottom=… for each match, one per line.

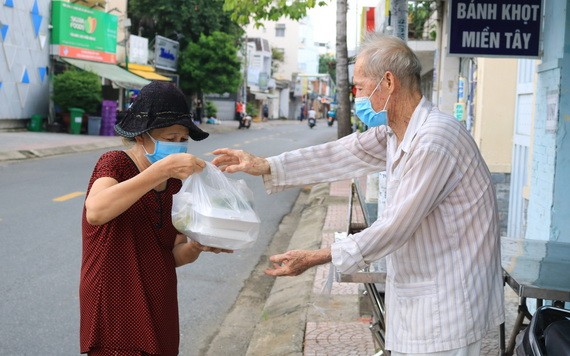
left=0, top=120, right=337, bottom=355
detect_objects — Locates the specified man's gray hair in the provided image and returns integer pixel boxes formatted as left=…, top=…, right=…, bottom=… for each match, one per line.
left=357, top=32, right=422, bottom=92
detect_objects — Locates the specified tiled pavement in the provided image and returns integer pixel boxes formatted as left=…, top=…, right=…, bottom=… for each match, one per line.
left=303, top=179, right=520, bottom=355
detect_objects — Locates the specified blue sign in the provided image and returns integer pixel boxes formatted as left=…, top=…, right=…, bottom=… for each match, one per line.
left=458, top=77, right=465, bottom=101
left=154, top=35, right=179, bottom=72
left=448, top=0, right=542, bottom=58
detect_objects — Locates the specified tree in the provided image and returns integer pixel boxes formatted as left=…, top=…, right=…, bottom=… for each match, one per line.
left=319, top=53, right=336, bottom=83
left=179, top=31, right=242, bottom=96
left=335, top=0, right=351, bottom=138
left=408, top=1, right=435, bottom=40
left=128, top=0, right=243, bottom=46
left=223, top=0, right=327, bottom=27
left=53, top=69, right=102, bottom=113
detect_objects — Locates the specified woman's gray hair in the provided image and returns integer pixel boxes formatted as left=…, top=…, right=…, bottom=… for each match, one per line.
left=357, top=32, right=422, bottom=92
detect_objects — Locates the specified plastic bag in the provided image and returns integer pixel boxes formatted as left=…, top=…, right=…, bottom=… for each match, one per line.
left=171, top=162, right=260, bottom=250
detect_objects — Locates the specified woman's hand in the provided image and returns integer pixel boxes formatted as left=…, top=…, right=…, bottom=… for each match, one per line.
left=173, top=235, right=233, bottom=267
left=211, top=148, right=270, bottom=176
left=192, top=241, right=233, bottom=254
left=158, top=153, right=206, bottom=180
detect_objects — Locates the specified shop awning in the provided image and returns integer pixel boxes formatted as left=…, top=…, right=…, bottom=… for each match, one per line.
left=125, top=63, right=172, bottom=82
left=63, top=58, right=150, bottom=89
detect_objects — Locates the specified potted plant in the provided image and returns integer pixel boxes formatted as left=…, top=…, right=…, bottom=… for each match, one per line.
left=53, top=69, right=102, bottom=134
left=246, top=102, right=259, bottom=122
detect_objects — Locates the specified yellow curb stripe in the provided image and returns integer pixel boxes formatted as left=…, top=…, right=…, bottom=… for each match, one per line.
left=53, top=191, right=85, bottom=202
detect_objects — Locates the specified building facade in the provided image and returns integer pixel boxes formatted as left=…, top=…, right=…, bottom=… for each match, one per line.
left=0, top=0, right=51, bottom=129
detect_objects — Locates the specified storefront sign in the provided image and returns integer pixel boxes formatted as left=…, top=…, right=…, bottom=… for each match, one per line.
left=154, top=35, right=179, bottom=72
left=458, top=76, right=466, bottom=101
left=454, top=102, right=465, bottom=121
left=448, top=0, right=542, bottom=58
left=129, top=34, right=149, bottom=65
left=51, top=1, right=118, bottom=63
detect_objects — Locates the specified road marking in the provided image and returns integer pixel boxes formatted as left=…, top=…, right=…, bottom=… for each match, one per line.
left=53, top=192, right=85, bottom=202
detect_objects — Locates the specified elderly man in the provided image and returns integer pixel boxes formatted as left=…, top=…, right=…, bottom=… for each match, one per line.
left=212, top=33, right=504, bottom=355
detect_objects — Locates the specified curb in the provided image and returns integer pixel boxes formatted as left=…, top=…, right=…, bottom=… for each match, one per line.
left=245, top=183, right=330, bottom=356
left=202, top=184, right=331, bottom=356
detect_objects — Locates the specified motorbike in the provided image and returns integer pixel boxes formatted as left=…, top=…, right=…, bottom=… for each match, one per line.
left=238, top=115, right=251, bottom=129
left=327, top=110, right=336, bottom=127
left=308, top=117, right=316, bottom=129
left=515, top=306, right=570, bottom=355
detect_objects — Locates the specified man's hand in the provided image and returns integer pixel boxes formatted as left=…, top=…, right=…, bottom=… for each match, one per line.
left=265, top=248, right=332, bottom=277
left=211, top=148, right=270, bottom=176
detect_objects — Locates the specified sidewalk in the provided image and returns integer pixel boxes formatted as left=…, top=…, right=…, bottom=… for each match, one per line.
left=1, top=123, right=520, bottom=355
left=244, top=179, right=519, bottom=355
left=0, top=120, right=237, bottom=162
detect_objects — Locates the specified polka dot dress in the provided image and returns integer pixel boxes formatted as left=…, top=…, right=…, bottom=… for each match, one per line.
left=80, top=151, right=182, bottom=355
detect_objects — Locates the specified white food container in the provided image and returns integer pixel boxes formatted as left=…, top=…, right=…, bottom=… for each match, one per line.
left=172, top=193, right=260, bottom=250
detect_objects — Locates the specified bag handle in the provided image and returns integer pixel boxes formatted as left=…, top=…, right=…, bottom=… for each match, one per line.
left=179, top=162, right=220, bottom=192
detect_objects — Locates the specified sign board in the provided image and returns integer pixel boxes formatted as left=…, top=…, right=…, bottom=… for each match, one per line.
left=457, top=76, right=466, bottom=101
left=454, top=102, right=465, bottom=121
left=448, top=0, right=542, bottom=58
left=258, top=72, right=268, bottom=91
left=129, top=34, right=148, bottom=65
left=51, top=1, right=118, bottom=63
left=154, top=35, right=179, bottom=72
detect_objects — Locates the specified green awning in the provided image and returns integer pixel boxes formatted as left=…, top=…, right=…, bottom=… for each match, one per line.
left=63, top=58, right=150, bottom=89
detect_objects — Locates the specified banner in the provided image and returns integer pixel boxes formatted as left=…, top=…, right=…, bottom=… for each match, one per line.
left=448, top=0, right=542, bottom=58
left=51, top=1, right=118, bottom=63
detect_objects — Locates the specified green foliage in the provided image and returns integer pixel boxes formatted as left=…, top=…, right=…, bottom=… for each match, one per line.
left=128, top=0, right=243, bottom=46
left=319, top=53, right=336, bottom=82
left=205, top=101, right=217, bottom=117
left=53, top=69, right=102, bottom=113
left=246, top=102, right=258, bottom=117
left=408, top=1, right=435, bottom=40
left=271, top=48, right=285, bottom=75
left=179, top=31, right=242, bottom=95
left=223, top=0, right=328, bottom=27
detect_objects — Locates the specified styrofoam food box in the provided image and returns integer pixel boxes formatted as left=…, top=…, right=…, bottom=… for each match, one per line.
left=185, top=229, right=257, bottom=250
left=172, top=203, right=260, bottom=250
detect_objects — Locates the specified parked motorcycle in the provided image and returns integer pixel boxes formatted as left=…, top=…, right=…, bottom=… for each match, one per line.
left=515, top=306, right=570, bottom=356
left=308, top=117, right=316, bottom=129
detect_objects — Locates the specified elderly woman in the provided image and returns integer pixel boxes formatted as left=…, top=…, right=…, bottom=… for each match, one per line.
left=80, top=81, right=231, bottom=356
left=212, top=33, right=504, bottom=355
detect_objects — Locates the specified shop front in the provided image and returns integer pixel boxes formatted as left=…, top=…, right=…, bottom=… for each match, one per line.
left=50, top=0, right=150, bottom=133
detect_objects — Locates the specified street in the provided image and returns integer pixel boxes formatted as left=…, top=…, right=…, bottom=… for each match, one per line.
left=0, top=120, right=337, bottom=355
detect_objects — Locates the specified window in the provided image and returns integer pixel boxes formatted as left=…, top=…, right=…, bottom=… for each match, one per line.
left=275, top=24, right=286, bottom=37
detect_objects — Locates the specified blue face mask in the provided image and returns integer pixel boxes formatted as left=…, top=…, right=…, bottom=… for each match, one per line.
left=354, top=78, right=391, bottom=127
left=144, top=133, right=188, bottom=164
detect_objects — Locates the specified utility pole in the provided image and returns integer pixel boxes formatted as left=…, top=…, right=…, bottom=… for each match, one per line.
left=242, top=35, right=248, bottom=111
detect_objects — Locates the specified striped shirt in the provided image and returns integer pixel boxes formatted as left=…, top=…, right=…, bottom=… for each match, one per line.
left=264, top=97, right=505, bottom=353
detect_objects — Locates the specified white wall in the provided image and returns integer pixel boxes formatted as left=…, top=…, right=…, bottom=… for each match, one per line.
left=0, top=0, right=50, bottom=127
